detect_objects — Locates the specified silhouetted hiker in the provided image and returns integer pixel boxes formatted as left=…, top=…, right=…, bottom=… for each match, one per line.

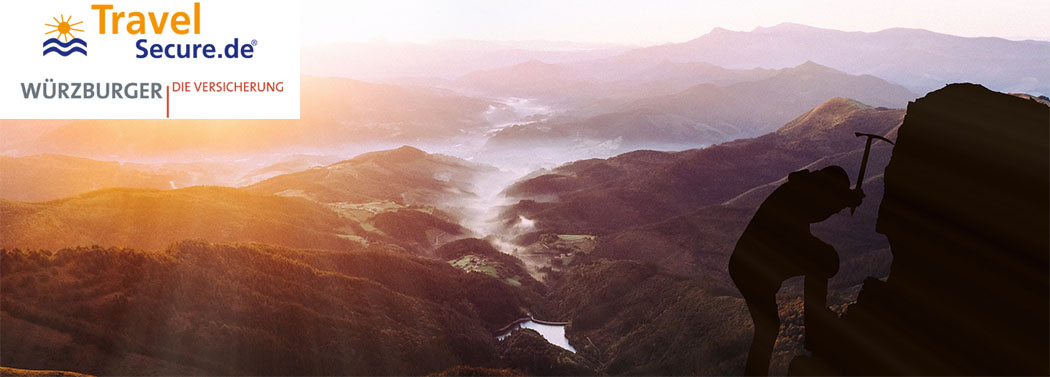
left=786, top=84, right=1050, bottom=376
left=729, top=166, right=863, bottom=376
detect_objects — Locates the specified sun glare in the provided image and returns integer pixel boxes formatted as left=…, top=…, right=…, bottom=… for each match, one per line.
left=46, top=14, right=83, bottom=42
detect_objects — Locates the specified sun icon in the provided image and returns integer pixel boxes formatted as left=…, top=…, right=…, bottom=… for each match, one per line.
left=45, top=15, right=83, bottom=42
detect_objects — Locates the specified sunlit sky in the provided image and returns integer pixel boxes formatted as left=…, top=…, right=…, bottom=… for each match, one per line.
left=303, top=0, right=1050, bottom=45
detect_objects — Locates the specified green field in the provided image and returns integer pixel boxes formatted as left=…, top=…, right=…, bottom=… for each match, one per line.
left=449, top=255, right=528, bottom=287
left=557, top=234, right=595, bottom=241
left=450, top=255, right=500, bottom=278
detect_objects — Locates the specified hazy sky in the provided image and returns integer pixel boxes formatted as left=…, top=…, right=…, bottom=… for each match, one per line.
left=303, top=0, right=1050, bottom=45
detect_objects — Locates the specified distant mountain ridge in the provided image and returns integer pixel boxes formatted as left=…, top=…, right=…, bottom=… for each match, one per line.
left=311, top=23, right=1047, bottom=98
left=453, top=59, right=777, bottom=109
left=609, top=22, right=1049, bottom=95
left=0, top=155, right=178, bottom=202
left=488, top=62, right=914, bottom=151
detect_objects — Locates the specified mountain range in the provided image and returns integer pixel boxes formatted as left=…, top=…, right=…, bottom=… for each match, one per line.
left=608, top=23, right=1048, bottom=96
left=304, top=23, right=1048, bottom=97
left=3, top=21, right=1047, bottom=376
left=486, top=62, right=914, bottom=152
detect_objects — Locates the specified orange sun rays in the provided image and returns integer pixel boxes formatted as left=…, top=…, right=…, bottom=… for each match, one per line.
left=45, top=14, right=83, bottom=42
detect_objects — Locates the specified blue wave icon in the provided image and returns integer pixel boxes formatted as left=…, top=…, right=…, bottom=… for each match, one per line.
left=43, top=38, right=87, bottom=56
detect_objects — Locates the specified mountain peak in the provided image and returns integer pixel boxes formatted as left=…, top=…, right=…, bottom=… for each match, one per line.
left=792, top=60, right=835, bottom=72
left=815, top=97, right=872, bottom=111
left=351, top=145, right=428, bottom=164
left=708, top=26, right=733, bottom=34
left=754, top=22, right=821, bottom=33
left=777, top=97, right=873, bottom=136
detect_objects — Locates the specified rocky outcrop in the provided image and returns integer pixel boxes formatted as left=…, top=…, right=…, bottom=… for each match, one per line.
left=790, top=84, right=1049, bottom=375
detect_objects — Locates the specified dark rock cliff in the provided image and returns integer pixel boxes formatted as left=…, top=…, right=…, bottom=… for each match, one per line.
left=790, top=83, right=1049, bottom=375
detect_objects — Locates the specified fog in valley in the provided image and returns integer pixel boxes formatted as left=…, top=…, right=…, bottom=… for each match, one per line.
left=2, top=21, right=1048, bottom=376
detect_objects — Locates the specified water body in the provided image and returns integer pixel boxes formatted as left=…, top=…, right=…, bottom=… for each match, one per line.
left=496, top=320, right=577, bottom=353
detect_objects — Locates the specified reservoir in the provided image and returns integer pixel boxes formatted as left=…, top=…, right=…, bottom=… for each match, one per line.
left=496, top=319, right=577, bottom=353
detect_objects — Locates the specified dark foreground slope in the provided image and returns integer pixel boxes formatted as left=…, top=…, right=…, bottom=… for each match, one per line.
left=1, top=241, right=540, bottom=375
left=544, top=259, right=861, bottom=375
left=496, top=329, right=597, bottom=376
left=791, top=84, right=1049, bottom=375
left=0, top=367, right=94, bottom=377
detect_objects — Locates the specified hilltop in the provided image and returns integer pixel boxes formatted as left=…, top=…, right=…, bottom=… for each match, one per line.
left=249, top=145, right=494, bottom=206
left=0, top=155, right=179, bottom=202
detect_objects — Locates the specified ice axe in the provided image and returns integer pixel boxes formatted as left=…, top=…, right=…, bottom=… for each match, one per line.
left=851, top=132, right=895, bottom=214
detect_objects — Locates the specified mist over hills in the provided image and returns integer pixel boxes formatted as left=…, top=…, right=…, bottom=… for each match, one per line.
left=247, top=146, right=508, bottom=252
left=453, top=60, right=778, bottom=110
left=501, top=97, right=904, bottom=238
left=486, top=62, right=914, bottom=152
left=0, top=147, right=505, bottom=255
left=249, top=145, right=493, bottom=206
left=1, top=77, right=504, bottom=159
left=303, top=40, right=630, bottom=82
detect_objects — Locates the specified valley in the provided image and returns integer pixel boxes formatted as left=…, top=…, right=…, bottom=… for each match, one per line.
left=2, top=21, right=1047, bottom=377
left=0, top=95, right=906, bottom=375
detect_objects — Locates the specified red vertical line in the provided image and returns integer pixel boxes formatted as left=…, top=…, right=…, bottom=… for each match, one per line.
left=166, top=85, right=170, bottom=118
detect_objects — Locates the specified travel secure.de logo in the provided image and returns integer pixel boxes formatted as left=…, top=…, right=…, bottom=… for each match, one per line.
left=0, top=0, right=301, bottom=119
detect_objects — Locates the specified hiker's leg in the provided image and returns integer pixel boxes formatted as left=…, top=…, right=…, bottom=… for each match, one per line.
left=744, top=292, right=779, bottom=376
left=804, top=275, right=829, bottom=350
left=804, top=275, right=828, bottom=316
